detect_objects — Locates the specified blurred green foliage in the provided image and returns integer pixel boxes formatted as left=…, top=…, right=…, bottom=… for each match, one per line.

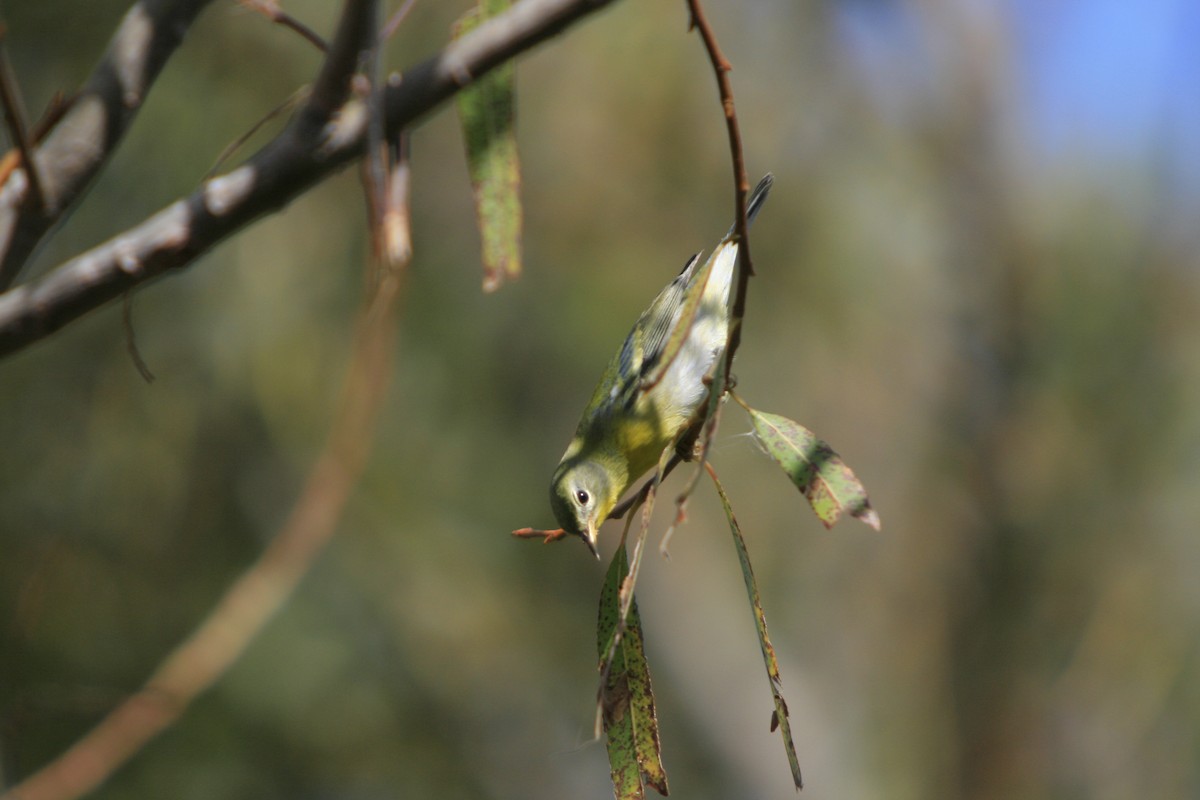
left=2, top=1, right=1199, bottom=798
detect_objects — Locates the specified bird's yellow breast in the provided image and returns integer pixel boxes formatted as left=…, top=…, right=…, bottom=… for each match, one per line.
left=613, top=393, right=693, bottom=489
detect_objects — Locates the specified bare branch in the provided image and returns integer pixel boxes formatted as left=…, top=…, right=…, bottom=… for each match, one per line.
left=0, top=25, right=45, bottom=212
left=0, top=0, right=216, bottom=290
left=685, top=0, right=752, bottom=383
left=363, top=1, right=389, bottom=261
left=381, top=132, right=412, bottom=266
left=306, top=0, right=374, bottom=119
left=236, top=0, right=328, bottom=52
left=0, top=0, right=623, bottom=359
left=382, top=0, right=419, bottom=41
left=121, top=291, right=155, bottom=382
left=205, top=85, right=310, bottom=178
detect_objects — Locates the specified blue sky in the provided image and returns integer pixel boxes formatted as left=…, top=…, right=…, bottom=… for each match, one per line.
left=1014, top=0, right=1200, bottom=160
left=835, top=0, right=1200, bottom=187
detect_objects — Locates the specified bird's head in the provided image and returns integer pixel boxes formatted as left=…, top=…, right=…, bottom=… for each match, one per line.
left=549, top=457, right=620, bottom=558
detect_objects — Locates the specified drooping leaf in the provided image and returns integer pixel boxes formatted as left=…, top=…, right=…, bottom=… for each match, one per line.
left=453, top=0, right=521, bottom=292
left=745, top=405, right=881, bottom=531
left=621, top=592, right=668, bottom=795
left=597, top=546, right=669, bottom=798
left=708, top=465, right=803, bottom=790
left=597, top=547, right=638, bottom=798
left=597, top=480, right=657, bottom=689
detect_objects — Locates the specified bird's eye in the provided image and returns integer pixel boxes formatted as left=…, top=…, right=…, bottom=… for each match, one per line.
left=575, top=489, right=590, bottom=506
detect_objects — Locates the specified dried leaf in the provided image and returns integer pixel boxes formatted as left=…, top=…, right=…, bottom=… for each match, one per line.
left=746, top=406, right=881, bottom=531
left=454, top=1, right=522, bottom=292
left=708, top=465, right=803, bottom=790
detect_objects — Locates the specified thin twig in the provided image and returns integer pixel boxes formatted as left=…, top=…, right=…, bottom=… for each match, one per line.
left=637, top=0, right=752, bottom=552
left=207, top=86, right=311, bottom=178
left=382, top=130, right=412, bottom=266
left=237, top=0, right=328, bottom=51
left=121, top=292, right=155, bottom=383
left=0, top=90, right=74, bottom=227
left=383, top=0, right=419, bottom=40
left=685, top=0, right=753, bottom=378
left=0, top=24, right=45, bottom=212
left=362, top=0, right=390, bottom=269
left=30, top=91, right=76, bottom=143
left=659, top=412, right=723, bottom=558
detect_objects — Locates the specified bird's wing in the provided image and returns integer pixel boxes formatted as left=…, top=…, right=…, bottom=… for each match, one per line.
left=630, top=173, right=774, bottom=385
left=610, top=252, right=703, bottom=409
left=598, top=173, right=776, bottom=416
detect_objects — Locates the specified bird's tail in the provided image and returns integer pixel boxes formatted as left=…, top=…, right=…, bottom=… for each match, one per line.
left=746, top=173, right=773, bottom=226
left=723, top=173, right=774, bottom=238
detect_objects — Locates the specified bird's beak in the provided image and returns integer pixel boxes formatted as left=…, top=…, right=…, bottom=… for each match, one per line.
left=583, top=523, right=600, bottom=560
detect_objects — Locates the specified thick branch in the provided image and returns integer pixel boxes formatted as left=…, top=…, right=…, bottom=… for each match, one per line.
left=306, top=0, right=374, bottom=118
left=0, top=0, right=622, bottom=359
left=0, top=0, right=216, bottom=290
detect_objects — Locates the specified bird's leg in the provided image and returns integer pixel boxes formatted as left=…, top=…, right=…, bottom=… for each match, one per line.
left=674, top=419, right=705, bottom=462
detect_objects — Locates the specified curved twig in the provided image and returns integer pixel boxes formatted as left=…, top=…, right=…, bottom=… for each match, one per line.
left=236, top=0, right=329, bottom=52
left=641, top=0, right=753, bottom=557
left=685, top=0, right=752, bottom=378
left=0, top=26, right=44, bottom=213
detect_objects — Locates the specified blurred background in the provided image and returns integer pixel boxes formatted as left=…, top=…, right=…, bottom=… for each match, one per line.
left=2, top=0, right=1199, bottom=797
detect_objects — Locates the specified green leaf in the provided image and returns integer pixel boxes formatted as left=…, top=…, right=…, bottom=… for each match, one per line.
left=597, top=546, right=669, bottom=798
left=745, top=405, right=881, bottom=531
left=453, top=1, right=522, bottom=292
left=708, top=466, right=804, bottom=790
left=622, top=596, right=668, bottom=795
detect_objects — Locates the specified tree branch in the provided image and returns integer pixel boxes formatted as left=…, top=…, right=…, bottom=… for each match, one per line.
left=0, top=0, right=216, bottom=290
left=305, top=0, right=374, bottom=119
left=0, top=0, right=622, bottom=359
left=0, top=26, right=45, bottom=213
left=685, top=0, right=752, bottom=382
left=236, top=0, right=328, bottom=52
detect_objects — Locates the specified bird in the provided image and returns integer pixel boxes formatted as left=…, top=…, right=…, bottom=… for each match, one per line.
left=539, top=174, right=774, bottom=557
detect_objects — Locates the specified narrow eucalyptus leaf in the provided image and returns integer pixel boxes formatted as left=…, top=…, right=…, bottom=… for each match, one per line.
left=453, top=0, right=522, bottom=291
left=622, top=593, right=668, bottom=795
left=597, top=546, right=669, bottom=796
left=598, top=548, right=642, bottom=798
left=709, top=467, right=804, bottom=790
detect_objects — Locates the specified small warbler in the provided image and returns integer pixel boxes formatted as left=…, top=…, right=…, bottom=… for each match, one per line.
left=548, top=174, right=774, bottom=557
